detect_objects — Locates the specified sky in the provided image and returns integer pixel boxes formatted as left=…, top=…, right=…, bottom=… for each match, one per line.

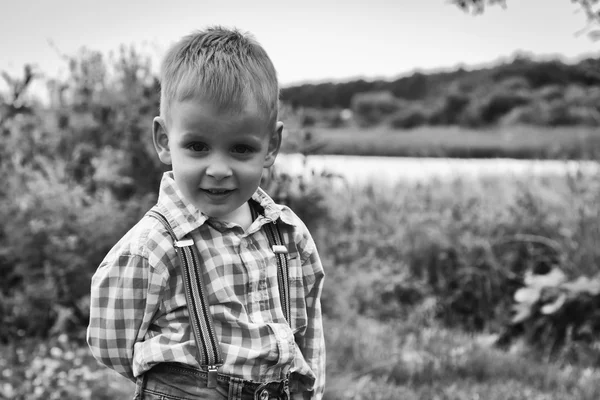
left=1, top=0, right=599, bottom=91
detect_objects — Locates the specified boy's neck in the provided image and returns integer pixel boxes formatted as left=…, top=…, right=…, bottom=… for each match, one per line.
left=213, top=202, right=253, bottom=231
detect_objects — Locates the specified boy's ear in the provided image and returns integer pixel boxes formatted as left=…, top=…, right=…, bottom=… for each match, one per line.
left=152, top=117, right=172, bottom=165
left=263, top=121, right=283, bottom=168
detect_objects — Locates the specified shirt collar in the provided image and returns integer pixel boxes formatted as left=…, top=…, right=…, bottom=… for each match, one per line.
left=251, top=186, right=296, bottom=228
left=155, top=172, right=208, bottom=240
left=156, top=172, right=296, bottom=240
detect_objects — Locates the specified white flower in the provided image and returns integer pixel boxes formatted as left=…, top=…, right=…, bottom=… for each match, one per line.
left=50, top=347, right=63, bottom=358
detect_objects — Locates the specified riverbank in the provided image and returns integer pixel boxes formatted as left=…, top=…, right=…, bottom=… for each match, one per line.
left=274, top=154, right=600, bottom=186
left=298, top=125, right=600, bottom=159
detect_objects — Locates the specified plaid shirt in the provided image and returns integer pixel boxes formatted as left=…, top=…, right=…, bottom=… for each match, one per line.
left=87, top=172, right=325, bottom=398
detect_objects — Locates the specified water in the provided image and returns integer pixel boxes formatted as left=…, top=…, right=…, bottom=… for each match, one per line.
left=274, top=154, right=600, bottom=186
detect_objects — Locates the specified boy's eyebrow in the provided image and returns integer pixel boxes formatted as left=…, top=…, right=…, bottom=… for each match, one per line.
left=177, top=132, right=207, bottom=143
left=179, top=131, right=265, bottom=144
left=180, top=132, right=205, bottom=140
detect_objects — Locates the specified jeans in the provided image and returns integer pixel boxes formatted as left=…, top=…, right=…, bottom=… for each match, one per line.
left=133, top=363, right=290, bottom=400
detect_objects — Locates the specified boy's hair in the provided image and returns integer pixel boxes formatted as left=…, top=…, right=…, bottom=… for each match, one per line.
left=159, top=26, right=279, bottom=128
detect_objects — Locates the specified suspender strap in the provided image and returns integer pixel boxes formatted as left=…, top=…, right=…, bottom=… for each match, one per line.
left=146, top=209, right=223, bottom=386
left=263, top=221, right=291, bottom=324
left=250, top=200, right=291, bottom=324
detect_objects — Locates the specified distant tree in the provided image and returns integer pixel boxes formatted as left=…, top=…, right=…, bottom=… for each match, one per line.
left=389, top=104, right=429, bottom=129
left=351, top=91, right=404, bottom=126
left=451, top=0, right=600, bottom=39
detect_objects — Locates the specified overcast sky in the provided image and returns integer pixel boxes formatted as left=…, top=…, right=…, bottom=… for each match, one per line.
left=1, top=0, right=599, bottom=88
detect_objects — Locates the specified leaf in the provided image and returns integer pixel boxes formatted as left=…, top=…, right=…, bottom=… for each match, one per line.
left=524, top=268, right=567, bottom=288
left=561, top=276, right=600, bottom=295
left=514, top=287, right=540, bottom=304
left=511, top=303, right=532, bottom=324
left=541, top=293, right=567, bottom=315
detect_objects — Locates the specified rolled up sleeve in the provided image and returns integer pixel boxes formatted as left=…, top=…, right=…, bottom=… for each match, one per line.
left=87, top=251, right=165, bottom=382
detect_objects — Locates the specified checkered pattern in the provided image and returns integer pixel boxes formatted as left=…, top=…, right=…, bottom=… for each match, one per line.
left=87, top=172, right=325, bottom=399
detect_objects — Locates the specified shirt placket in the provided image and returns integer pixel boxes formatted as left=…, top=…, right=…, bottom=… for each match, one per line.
left=239, top=234, right=268, bottom=323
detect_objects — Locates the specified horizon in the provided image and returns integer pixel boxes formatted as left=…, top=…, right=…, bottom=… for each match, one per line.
left=281, top=50, right=598, bottom=87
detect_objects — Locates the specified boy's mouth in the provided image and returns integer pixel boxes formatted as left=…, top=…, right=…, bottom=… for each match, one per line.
left=201, top=188, right=234, bottom=196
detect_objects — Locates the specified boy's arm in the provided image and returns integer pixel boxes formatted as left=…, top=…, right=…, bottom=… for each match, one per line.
left=294, top=238, right=326, bottom=400
left=87, top=251, right=166, bottom=382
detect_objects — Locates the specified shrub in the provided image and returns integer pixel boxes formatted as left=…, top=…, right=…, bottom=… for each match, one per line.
left=0, top=160, right=154, bottom=340
left=505, top=101, right=600, bottom=127
left=0, top=49, right=161, bottom=341
left=260, top=159, right=339, bottom=235
left=498, top=267, right=600, bottom=365
left=429, top=91, right=471, bottom=125
left=351, top=91, right=404, bottom=126
left=479, top=90, right=531, bottom=125
left=500, top=103, right=551, bottom=126
left=389, top=104, right=429, bottom=129
left=498, top=76, right=531, bottom=91
left=563, top=106, right=600, bottom=126
left=536, top=85, right=564, bottom=102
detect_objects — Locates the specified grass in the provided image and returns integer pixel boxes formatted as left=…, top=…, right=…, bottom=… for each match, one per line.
left=0, top=335, right=135, bottom=400
left=300, top=125, right=600, bottom=159
left=4, top=170, right=600, bottom=399
left=4, top=315, right=598, bottom=400
left=324, top=315, right=600, bottom=400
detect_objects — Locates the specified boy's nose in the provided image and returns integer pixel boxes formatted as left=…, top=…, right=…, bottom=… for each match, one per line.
left=205, top=157, right=233, bottom=181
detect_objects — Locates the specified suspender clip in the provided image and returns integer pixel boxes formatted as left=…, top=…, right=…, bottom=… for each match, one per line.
left=175, top=238, right=194, bottom=247
left=272, top=245, right=288, bottom=254
left=207, top=365, right=220, bottom=388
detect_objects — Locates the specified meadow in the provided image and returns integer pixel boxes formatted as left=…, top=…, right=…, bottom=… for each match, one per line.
left=3, top=50, right=600, bottom=399
left=4, top=166, right=600, bottom=399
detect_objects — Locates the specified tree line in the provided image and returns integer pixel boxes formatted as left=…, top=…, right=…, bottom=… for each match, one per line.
left=282, top=55, right=600, bottom=129
left=281, top=55, right=600, bottom=110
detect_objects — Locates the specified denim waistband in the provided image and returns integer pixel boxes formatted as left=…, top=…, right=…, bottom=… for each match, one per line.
left=140, top=363, right=290, bottom=400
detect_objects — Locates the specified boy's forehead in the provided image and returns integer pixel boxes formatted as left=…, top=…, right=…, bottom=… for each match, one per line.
left=180, top=93, right=260, bottom=113
left=168, top=95, right=272, bottom=132
left=169, top=93, right=268, bottom=122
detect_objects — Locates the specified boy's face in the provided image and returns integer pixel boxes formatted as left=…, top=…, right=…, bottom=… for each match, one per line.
left=153, top=95, right=282, bottom=222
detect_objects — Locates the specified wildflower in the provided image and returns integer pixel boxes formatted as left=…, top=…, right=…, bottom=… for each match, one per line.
left=58, top=333, right=69, bottom=345
left=50, top=346, right=63, bottom=358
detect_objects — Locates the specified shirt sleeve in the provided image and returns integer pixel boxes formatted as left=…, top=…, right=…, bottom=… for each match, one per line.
left=295, top=236, right=326, bottom=400
left=86, top=244, right=167, bottom=382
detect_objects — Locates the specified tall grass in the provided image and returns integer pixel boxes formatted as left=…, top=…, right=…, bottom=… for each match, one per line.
left=324, top=315, right=600, bottom=400
left=273, top=166, right=600, bottom=398
left=313, top=169, right=600, bottom=329
left=307, top=125, right=600, bottom=159
left=4, top=169, right=600, bottom=399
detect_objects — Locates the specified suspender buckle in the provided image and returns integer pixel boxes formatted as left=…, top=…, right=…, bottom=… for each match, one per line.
left=207, top=365, right=220, bottom=388
left=272, top=245, right=288, bottom=254
left=175, top=239, right=194, bottom=247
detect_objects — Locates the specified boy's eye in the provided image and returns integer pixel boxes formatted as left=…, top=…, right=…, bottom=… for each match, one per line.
left=187, top=143, right=208, bottom=152
left=232, top=145, right=254, bottom=154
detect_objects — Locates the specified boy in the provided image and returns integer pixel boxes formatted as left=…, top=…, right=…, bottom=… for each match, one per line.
left=87, top=26, right=325, bottom=400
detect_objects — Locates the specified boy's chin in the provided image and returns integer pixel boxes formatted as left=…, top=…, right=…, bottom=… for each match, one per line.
left=197, top=203, right=243, bottom=221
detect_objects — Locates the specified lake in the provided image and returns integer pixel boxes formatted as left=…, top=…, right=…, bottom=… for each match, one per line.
left=274, top=154, right=600, bottom=186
